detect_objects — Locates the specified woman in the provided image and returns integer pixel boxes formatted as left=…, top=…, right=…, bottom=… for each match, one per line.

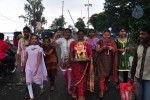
left=115, top=27, right=130, bottom=83
left=42, top=37, right=58, bottom=90
left=52, top=28, right=74, bottom=94
left=96, top=30, right=118, bottom=98
left=23, top=34, right=47, bottom=100
left=70, top=30, right=94, bottom=100
left=86, top=29, right=99, bottom=73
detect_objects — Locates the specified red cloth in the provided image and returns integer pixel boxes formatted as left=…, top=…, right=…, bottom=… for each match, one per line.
left=99, top=77, right=105, bottom=93
left=0, top=40, right=10, bottom=59
left=72, top=62, right=87, bottom=97
left=70, top=41, right=92, bottom=97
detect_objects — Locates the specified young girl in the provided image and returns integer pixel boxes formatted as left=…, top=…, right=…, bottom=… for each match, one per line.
left=86, top=29, right=99, bottom=74
left=23, top=34, right=47, bottom=100
left=42, top=37, right=58, bottom=90
left=115, top=27, right=130, bottom=83
left=52, top=28, right=74, bottom=94
left=96, top=30, right=118, bottom=98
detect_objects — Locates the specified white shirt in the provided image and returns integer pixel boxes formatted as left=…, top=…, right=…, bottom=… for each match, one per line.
left=56, top=38, right=74, bottom=59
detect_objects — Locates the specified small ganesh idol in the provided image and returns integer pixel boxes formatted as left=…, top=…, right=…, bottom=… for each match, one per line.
left=74, top=41, right=88, bottom=59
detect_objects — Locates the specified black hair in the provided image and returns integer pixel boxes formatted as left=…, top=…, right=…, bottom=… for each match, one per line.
left=65, top=28, right=72, bottom=33
left=43, top=37, right=50, bottom=42
left=103, top=29, right=111, bottom=33
left=30, top=34, right=39, bottom=40
left=23, top=26, right=31, bottom=33
left=88, top=29, right=95, bottom=33
left=119, top=27, right=126, bottom=32
left=0, top=33, right=4, bottom=40
left=140, top=26, right=150, bottom=35
left=77, top=30, right=85, bottom=34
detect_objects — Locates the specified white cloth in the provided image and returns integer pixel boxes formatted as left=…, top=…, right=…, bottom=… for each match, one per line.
left=27, top=84, right=34, bottom=98
left=56, top=38, right=74, bottom=59
left=128, top=56, right=133, bottom=78
left=25, top=45, right=47, bottom=84
left=56, top=38, right=74, bottom=71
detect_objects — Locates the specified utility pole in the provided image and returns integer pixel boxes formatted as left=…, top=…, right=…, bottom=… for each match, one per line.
left=84, top=0, right=92, bottom=29
left=62, top=1, right=64, bottom=17
left=62, top=1, right=64, bottom=28
left=81, top=10, right=82, bottom=18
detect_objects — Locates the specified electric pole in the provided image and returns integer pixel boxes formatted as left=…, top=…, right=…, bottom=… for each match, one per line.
left=81, top=10, right=82, bottom=18
left=62, top=1, right=64, bottom=28
left=84, top=0, right=92, bottom=29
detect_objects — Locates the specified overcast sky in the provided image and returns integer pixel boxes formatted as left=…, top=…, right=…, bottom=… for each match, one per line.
left=0, top=0, right=105, bottom=32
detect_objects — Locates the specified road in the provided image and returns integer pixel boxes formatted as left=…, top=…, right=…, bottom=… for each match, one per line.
left=0, top=69, right=121, bottom=100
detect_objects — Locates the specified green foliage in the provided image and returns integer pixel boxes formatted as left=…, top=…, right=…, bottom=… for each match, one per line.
left=19, top=0, right=46, bottom=32
left=129, top=0, right=150, bottom=44
left=90, top=0, right=150, bottom=44
left=50, top=15, right=66, bottom=32
left=90, top=12, right=110, bottom=31
left=75, top=18, right=86, bottom=30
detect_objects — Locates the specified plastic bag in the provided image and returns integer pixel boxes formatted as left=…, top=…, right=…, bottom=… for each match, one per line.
left=120, top=82, right=136, bottom=100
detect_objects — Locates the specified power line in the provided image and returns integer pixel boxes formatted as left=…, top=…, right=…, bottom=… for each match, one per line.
left=0, top=13, right=23, bottom=24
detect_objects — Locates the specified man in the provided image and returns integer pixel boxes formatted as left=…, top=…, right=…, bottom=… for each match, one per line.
left=15, top=26, right=31, bottom=70
left=15, top=26, right=31, bottom=99
left=0, top=33, right=15, bottom=76
left=131, top=26, right=150, bottom=100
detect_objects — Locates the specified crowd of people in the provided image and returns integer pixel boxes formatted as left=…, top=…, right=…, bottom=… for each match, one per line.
left=0, top=25, right=150, bottom=100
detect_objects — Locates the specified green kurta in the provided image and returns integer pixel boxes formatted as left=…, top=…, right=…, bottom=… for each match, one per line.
left=115, top=38, right=130, bottom=71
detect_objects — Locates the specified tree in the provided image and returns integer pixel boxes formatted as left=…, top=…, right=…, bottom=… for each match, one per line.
left=128, top=0, right=150, bottom=43
left=68, top=25, right=73, bottom=29
left=104, top=0, right=150, bottom=29
left=75, top=18, right=86, bottom=30
left=19, top=0, right=46, bottom=32
left=50, top=15, right=66, bottom=32
left=90, top=12, right=110, bottom=31
left=90, top=0, right=150, bottom=43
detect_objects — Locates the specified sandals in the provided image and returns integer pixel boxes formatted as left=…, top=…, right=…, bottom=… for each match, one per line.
left=105, top=86, right=108, bottom=92
left=24, top=92, right=29, bottom=99
left=72, top=94, right=77, bottom=99
left=50, top=86, right=55, bottom=91
left=30, top=98, right=34, bottom=100
left=116, top=85, right=119, bottom=90
left=99, top=92, right=104, bottom=98
left=78, top=96, right=85, bottom=100
left=68, top=90, right=72, bottom=95
left=40, top=88, right=44, bottom=94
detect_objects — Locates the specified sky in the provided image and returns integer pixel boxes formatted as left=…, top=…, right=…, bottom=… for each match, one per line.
left=0, top=0, right=105, bottom=32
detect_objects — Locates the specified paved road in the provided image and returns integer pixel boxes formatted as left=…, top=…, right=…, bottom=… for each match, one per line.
left=0, top=69, right=121, bottom=100
left=0, top=37, right=121, bottom=100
